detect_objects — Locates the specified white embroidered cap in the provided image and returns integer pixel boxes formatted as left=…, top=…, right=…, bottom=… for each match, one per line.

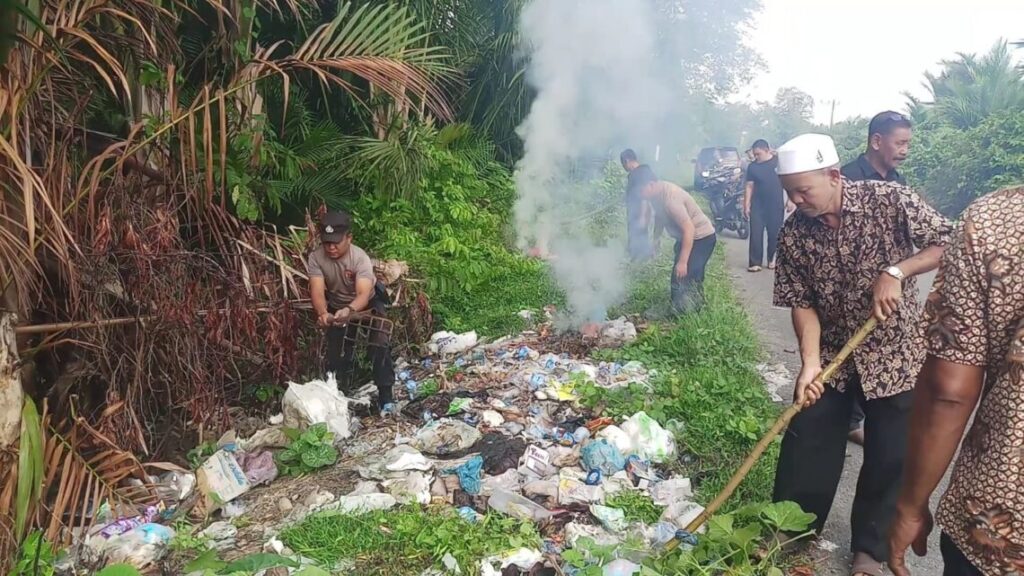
left=775, top=133, right=840, bottom=175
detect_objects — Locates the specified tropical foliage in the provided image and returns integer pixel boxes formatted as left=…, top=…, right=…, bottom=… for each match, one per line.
left=903, top=40, right=1024, bottom=213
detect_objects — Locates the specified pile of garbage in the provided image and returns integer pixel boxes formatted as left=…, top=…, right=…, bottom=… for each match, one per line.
left=74, top=315, right=706, bottom=575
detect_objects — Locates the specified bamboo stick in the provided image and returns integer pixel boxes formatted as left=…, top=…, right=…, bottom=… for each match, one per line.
left=667, top=316, right=879, bottom=548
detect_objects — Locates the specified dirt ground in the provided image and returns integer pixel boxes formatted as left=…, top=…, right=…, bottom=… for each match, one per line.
left=719, top=233, right=945, bottom=576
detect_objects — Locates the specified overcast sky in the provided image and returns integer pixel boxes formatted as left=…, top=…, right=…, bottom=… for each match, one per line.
left=734, top=0, right=1023, bottom=124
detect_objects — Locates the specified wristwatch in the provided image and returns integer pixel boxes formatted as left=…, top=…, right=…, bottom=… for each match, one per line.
left=883, top=265, right=906, bottom=281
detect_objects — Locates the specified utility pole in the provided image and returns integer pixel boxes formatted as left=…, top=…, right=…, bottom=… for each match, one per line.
left=829, top=99, right=837, bottom=132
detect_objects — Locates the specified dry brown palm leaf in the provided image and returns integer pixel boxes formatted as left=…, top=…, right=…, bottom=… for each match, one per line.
left=0, top=398, right=160, bottom=550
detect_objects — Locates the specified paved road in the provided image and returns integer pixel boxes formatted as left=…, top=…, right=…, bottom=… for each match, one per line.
left=719, top=233, right=946, bottom=576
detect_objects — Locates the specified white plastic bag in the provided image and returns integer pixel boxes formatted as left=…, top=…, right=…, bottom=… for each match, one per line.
left=282, top=376, right=352, bottom=441
left=595, top=425, right=634, bottom=455
left=427, top=331, right=478, bottom=355
left=620, top=411, right=677, bottom=463
left=480, top=548, right=543, bottom=576
left=321, top=493, right=398, bottom=514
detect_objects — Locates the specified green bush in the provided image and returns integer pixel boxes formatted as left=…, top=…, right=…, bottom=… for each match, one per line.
left=350, top=145, right=562, bottom=336
left=907, top=110, right=1024, bottom=215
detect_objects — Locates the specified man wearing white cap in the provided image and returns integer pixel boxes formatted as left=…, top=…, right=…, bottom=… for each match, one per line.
left=770, top=134, right=954, bottom=576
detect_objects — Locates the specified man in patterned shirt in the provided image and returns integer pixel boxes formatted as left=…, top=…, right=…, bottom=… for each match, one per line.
left=770, top=134, right=954, bottom=576
left=890, top=186, right=1024, bottom=576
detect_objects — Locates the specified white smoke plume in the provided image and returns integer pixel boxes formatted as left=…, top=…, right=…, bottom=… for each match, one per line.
left=514, top=0, right=678, bottom=326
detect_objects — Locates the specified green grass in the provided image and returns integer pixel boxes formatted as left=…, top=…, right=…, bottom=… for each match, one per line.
left=429, top=257, right=564, bottom=337
left=279, top=505, right=540, bottom=575
left=594, top=245, right=781, bottom=509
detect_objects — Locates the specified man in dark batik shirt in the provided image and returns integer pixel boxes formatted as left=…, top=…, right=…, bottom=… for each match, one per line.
left=770, top=133, right=953, bottom=576
left=621, top=148, right=656, bottom=261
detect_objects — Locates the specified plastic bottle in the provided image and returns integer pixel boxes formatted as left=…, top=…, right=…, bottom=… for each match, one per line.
left=487, top=489, right=553, bottom=522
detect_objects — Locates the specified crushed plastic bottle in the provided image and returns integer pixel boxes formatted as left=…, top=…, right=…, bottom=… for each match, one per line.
left=405, top=380, right=418, bottom=400
left=488, top=488, right=553, bottom=522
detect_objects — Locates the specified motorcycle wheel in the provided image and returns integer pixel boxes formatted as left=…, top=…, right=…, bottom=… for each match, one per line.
left=737, top=221, right=749, bottom=240
left=714, top=221, right=724, bottom=233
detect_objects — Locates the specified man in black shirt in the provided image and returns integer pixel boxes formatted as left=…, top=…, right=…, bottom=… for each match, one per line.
left=840, top=111, right=913, bottom=446
left=841, top=111, right=911, bottom=185
left=743, top=139, right=787, bottom=271
left=621, top=149, right=657, bottom=261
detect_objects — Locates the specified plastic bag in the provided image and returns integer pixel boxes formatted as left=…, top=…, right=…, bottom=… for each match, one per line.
left=282, top=376, right=353, bottom=441
left=413, top=419, right=482, bottom=456
left=620, top=412, right=677, bottom=463
left=480, top=548, right=543, bottom=576
left=603, top=558, right=641, bottom=576
left=590, top=504, right=627, bottom=532
left=382, top=471, right=432, bottom=504
left=581, top=439, right=626, bottom=476
left=557, top=468, right=604, bottom=505
left=384, top=445, right=433, bottom=472
left=599, top=317, right=638, bottom=347
left=488, top=489, right=553, bottom=521
left=595, top=425, right=634, bottom=455
left=650, top=478, right=693, bottom=506
left=320, top=493, right=398, bottom=515
left=196, top=450, right=251, bottom=515
left=442, top=455, right=483, bottom=495
left=428, top=331, right=478, bottom=355
left=235, top=450, right=278, bottom=486
left=88, top=523, right=175, bottom=568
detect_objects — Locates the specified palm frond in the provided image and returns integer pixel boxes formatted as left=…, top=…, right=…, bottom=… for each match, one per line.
left=265, top=1, right=456, bottom=121
left=1, top=398, right=160, bottom=551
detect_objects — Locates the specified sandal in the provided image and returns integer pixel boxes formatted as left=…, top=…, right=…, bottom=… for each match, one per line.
left=851, top=551, right=884, bottom=576
left=747, top=265, right=763, bottom=272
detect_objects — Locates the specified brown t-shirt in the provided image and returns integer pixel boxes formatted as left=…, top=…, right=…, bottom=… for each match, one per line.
left=650, top=181, right=715, bottom=241
left=306, top=244, right=375, bottom=310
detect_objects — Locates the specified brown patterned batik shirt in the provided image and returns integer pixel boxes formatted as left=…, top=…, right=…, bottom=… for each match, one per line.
left=773, top=178, right=954, bottom=399
left=930, top=187, right=1024, bottom=575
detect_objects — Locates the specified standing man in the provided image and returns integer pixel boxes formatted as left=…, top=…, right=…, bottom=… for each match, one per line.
left=771, top=134, right=953, bottom=576
left=640, top=178, right=716, bottom=314
left=307, top=210, right=396, bottom=416
left=889, top=187, right=1024, bottom=576
left=621, top=149, right=657, bottom=261
left=841, top=111, right=912, bottom=185
left=841, top=111, right=913, bottom=445
left=743, top=139, right=787, bottom=272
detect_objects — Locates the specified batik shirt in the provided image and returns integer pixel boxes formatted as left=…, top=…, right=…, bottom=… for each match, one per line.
left=773, top=178, right=954, bottom=399
left=930, top=187, right=1024, bottom=575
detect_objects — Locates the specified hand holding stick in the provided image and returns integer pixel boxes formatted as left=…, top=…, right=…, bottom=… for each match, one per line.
left=665, top=316, right=879, bottom=548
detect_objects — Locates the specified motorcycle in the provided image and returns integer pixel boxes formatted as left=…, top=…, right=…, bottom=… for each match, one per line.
left=699, top=165, right=748, bottom=239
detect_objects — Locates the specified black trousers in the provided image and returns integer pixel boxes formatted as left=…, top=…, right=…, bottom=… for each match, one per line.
left=325, top=313, right=395, bottom=406
left=772, top=374, right=914, bottom=561
left=850, top=397, right=865, bottom=431
left=672, top=234, right=716, bottom=314
left=941, top=533, right=983, bottom=575
left=748, top=203, right=783, bottom=267
left=628, top=225, right=653, bottom=261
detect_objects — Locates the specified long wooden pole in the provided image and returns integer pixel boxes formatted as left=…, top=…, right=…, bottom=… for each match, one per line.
left=668, top=317, right=879, bottom=546
left=13, top=301, right=314, bottom=335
